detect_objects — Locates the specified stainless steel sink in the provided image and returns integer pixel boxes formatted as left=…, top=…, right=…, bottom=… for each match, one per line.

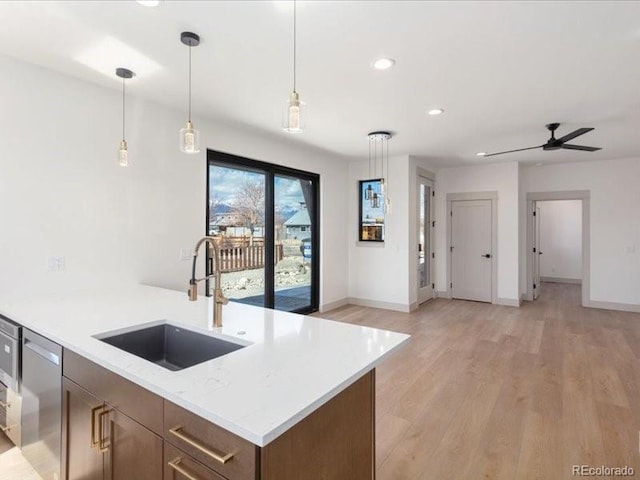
left=96, top=323, right=245, bottom=371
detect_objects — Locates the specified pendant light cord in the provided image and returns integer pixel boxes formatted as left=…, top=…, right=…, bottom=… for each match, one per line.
left=188, top=44, right=192, bottom=121
left=368, top=138, right=371, bottom=178
left=385, top=137, right=389, bottom=187
left=293, top=0, right=297, bottom=92
left=122, top=77, right=125, bottom=141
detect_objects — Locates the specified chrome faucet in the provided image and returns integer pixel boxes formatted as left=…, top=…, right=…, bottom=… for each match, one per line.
left=188, top=236, right=229, bottom=328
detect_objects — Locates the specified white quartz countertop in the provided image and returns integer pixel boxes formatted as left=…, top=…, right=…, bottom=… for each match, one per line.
left=0, top=285, right=409, bottom=446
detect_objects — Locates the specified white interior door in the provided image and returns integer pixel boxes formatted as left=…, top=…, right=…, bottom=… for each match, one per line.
left=451, top=200, right=492, bottom=302
left=533, top=205, right=541, bottom=299
left=417, top=176, right=434, bottom=304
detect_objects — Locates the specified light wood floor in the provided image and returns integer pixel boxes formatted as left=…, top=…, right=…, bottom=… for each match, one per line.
left=0, top=432, right=42, bottom=480
left=322, top=282, right=640, bottom=480
left=1, top=283, right=638, bottom=479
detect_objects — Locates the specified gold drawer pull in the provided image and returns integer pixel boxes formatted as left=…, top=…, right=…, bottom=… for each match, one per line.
left=90, top=405, right=103, bottom=449
left=169, top=426, right=234, bottom=465
left=168, top=458, right=201, bottom=480
left=98, top=409, right=111, bottom=453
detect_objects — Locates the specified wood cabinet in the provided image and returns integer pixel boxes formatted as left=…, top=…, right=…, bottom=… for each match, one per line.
left=62, top=352, right=163, bottom=480
left=62, top=350, right=375, bottom=480
left=61, top=378, right=105, bottom=480
left=164, top=401, right=258, bottom=480
left=104, top=407, right=163, bottom=480
left=165, top=443, right=227, bottom=480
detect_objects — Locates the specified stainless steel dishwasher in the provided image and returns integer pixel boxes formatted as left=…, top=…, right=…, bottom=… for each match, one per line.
left=21, top=328, right=62, bottom=480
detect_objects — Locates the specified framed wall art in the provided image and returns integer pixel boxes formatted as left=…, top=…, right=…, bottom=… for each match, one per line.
left=359, top=179, right=385, bottom=242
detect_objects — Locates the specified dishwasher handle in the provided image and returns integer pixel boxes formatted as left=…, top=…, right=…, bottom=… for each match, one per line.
left=24, top=339, right=60, bottom=366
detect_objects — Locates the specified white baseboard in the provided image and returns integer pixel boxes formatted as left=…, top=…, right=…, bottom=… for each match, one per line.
left=496, top=297, right=521, bottom=307
left=347, top=297, right=412, bottom=313
left=586, top=300, right=640, bottom=314
left=319, top=298, right=349, bottom=313
left=541, top=276, right=582, bottom=285
left=435, top=290, right=450, bottom=299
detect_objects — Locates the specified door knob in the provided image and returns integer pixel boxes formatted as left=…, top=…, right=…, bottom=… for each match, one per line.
left=481, top=254, right=491, bottom=258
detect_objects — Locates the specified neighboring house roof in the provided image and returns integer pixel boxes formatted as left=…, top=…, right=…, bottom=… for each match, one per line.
left=284, top=209, right=311, bottom=227
left=211, top=213, right=241, bottom=226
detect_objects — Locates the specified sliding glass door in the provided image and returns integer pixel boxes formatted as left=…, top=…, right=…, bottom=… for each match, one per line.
left=206, top=150, right=319, bottom=313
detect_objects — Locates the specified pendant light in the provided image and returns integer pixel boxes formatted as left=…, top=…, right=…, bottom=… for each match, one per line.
left=116, top=67, right=135, bottom=167
left=367, top=131, right=392, bottom=213
left=283, top=0, right=306, bottom=133
left=180, top=31, right=201, bottom=153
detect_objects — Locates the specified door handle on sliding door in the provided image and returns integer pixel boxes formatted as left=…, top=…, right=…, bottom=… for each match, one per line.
left=481, top=254, right=492, bottom=258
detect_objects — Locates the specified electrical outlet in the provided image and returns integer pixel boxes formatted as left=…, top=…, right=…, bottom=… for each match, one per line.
left=47, top=256, right=65, bottom=272
left=180, top=248, right=192, bottom=261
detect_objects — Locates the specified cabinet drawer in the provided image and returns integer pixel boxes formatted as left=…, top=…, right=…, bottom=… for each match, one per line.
left=164, top=401, right=258, bottom=480
left=63, top=349, right=163, bottom=434
left=165, top=443, right=227, bottom=480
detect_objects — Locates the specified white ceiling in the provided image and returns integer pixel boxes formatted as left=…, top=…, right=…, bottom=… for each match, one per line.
left=1, top=0, right=640, bottom=166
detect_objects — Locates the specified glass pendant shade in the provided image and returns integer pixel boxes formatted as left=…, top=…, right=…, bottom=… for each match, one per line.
left=371, top=192, right=380, bottom=209
left=384, top=196, right=392, bottom=214
left=365, top=184, right=373, bottom=200
left=283, top=91, right=306, bottom=133
left=180, top=120, right=200, bottom=154
left=118, top=140, right=128, bottom=167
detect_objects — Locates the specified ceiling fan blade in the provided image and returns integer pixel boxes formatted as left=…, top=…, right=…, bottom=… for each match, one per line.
left=560, top=144, right=601, bottom=152
left=556, top=127, right=594, bottom=144
left=483, top=145, right=543, bottom=157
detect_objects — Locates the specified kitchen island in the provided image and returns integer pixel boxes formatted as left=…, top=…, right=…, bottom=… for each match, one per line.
left=0, top=284, right=409, bottom=479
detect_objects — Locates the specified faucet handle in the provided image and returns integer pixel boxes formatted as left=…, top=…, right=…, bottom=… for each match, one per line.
left=215, top=290, right=229, bottom=305
left=188, top=283, right=198, bottom=301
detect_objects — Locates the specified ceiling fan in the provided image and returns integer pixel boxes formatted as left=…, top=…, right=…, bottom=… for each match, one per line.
left=483, top=123, right=602, bottom=157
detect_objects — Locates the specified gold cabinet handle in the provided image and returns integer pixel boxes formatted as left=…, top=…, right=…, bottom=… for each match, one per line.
left=98, top=409, right=111, bottom=453
left=90, top=405, right=103, bottom=449
left=169, top=427, right=234, bottom=465
left=168, top=458, right=201, bottom=480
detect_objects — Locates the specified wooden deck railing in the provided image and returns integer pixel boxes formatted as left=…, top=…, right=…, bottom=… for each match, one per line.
left=217, top=244, right=284, bottom=273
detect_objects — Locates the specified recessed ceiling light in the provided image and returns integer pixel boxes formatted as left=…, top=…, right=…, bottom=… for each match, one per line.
left=476, top=152, right=487, bottom=157
left=428, top=108, right=444, bottom=116
left=136, top=0, right=161, bottom=7
left=372, top=58, right=395, bottom=70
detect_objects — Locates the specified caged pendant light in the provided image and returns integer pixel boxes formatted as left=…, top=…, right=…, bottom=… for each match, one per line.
left=282, top=0, right=306, bottom=133
left=179, top=31, right=201, bottom=153
left=367, top=131, right=392, bottom=213
left=116, top=67, right=135, bottom=167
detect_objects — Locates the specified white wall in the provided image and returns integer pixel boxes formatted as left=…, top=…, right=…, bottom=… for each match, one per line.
left=537, top=200, right=582, bottom=280
left=435, top=161, right=520, bottom=303
left=521, top=159, right=640, bottom=307
left=0, top=55, right=349, bottom=309
left=347, top=155, right=411, bottom=310
left=347, top=155, right=436, bottom=312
